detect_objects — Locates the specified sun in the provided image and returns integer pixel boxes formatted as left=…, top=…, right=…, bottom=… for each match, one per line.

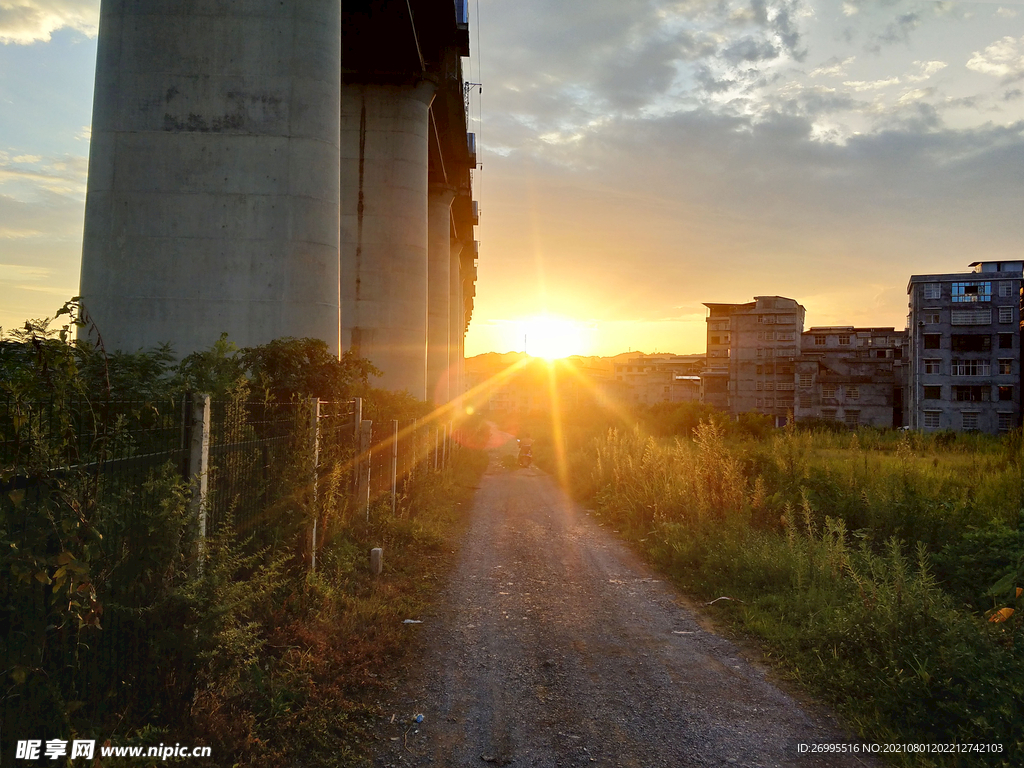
left=518, top=314, right=588, bottom=360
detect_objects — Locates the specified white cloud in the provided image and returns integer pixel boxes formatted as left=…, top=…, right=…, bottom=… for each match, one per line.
left=843, top=77, right=901, bottom=92
left=967, top=36, right=1024, bottom=79
left=811, top=56, right=855, bottom=78
left=0, top=150, right=88, bottom=199
left=996, top=8, right=1018, bottom=19
left=0, top=0, right=99, bottom=45
left=906, top=60, right=947, bottom=82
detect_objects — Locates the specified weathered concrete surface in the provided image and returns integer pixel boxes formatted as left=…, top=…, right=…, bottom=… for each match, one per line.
left=450, top=238, right=466, bottom=399
left=427, top=185, right=456, bottom=403
left=79, top=0, right=342, bottom=355
left=340, top=82, right=434, bottom=399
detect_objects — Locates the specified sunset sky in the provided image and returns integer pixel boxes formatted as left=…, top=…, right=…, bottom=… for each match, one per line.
left=2, top=0, right=1024, bottom=357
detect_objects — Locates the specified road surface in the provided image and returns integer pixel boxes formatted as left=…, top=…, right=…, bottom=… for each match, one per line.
left=372, top=432, right=873, bottom=767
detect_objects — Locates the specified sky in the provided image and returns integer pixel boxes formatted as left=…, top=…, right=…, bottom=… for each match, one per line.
left=2, top=0, right=1024, bottom=358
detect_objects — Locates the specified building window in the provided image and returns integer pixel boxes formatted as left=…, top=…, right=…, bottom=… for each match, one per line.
left=799, top=395, right=812, bottom=408
left=924, top=359, right=941, bottom=374
left=814, top=335, right=826, bottom=346
left=799, top=373, right=813, bottom=388
left=923, top=283, right=941, bottom=300
left=755, top=365, right=762, bottom=374
left=756, top=398, right=764, bottom=407
left=951, top=308, right=992, bottom=325
left=923, top=334, right=941, bottom=349
left=999, top=359, right=1013, bottom=375
left=822, top=410, right=836, bottom=421
left=962, top=412, right=979, bottom=431
left=954, top=386, right=989, bottom=402
left=756, top=381, right=764, bottom=391
left=924, top=411, right=941, bottom=429
left=778, top=331, right=795, bottom=341
left=924, top=385, right=942, bottom=399
left=998, top=413, right=1014, bottom=432
left=765, top=382, right=775, bottom=391
left=999, top=333, right=1014, bottom=349
left=777, top=382, right=795, bottom=391
left=822, top=384, right=836, bottom=399
left=924, top=311, right=941, bottom=324
left=758, top=315, right=776, bottom=324
left=845, top=411, right=860, bottom=427
left=999, top=281, right=1014, bottom=298
left=765, top=398, right=774, bottom=407
left=952, top=281, right=992, bottom=302
left=710, top=335, right=720, bottom=344
left=838, top=334, right=851, bottom=346
left=951, top=359, right=991, bottom=376
left=951, top=334, right=991, bottom=352
left=847, top=386, right=860, bottom=400
left=999, top=306, right=1014, bottom=324
left=764, top=363, right=774, bottom=374
left=999, top=386, right=1013, bottom=401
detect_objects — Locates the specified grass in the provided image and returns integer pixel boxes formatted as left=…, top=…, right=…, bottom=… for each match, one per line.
left=183, top=444, right=489, bottom=767
left=564, top=419, right=1024, bottom=767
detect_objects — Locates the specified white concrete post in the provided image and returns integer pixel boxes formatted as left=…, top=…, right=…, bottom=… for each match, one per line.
left=434, top=426, right=440, bottom=471
left=390, top=419, right=399, bottom=516
left=358, top=419, right=372, bottom=521
left=188, top=394, right=211, bottom=568
left=370, top=547, right=383, bottom=576
left=309, top=398, right=321, bottom=572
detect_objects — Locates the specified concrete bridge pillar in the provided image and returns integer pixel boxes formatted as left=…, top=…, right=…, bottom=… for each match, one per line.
left=427, top=184, right=456, bottom=403
left=340, top=81, right=435, bottom=400
left=450, top=239, right=466, bottom=399
left=79, top=0, right=342, bottom=355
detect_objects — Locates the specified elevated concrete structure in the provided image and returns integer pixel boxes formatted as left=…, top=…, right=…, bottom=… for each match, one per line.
left=339, top=0, right=478, bottom=400
left=79, top=0, right=480, bottom=403
left=80, top=0, right=343, bottom=354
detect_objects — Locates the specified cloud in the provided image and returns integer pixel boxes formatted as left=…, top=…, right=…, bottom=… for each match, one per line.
left=868, top=12, right=921, bottom=53
left=906, top=60, right=947, bottom=82
left=967, top=36, right=1024, bottom=81
left=0, top=150, right=88, bottom=199
left=0, top=0, right=99, bottom=44
left=811, top=56, right=856, bottom=78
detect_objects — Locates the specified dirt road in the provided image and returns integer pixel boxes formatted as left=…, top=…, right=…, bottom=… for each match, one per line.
left=372, top=434, right=873, bottom=767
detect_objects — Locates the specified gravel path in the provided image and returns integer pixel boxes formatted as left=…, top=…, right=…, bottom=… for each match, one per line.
left=371, top=434, right=875, bottom=768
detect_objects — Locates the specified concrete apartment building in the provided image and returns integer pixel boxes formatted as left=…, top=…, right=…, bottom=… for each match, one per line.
left=905, top=261, right=1023, bottom=434
left=701, top=304, right=737, bottom=410
left=613, top=355, right=703, bottom=405
left=794, top=327, right=906, bottom=428
left=702, top=297, right=806, bottom=427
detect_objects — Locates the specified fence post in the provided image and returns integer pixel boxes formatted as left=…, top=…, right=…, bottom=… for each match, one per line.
left=390, top=419, right=399, bottom=516
left=358, top=419, right=372, bottom=521
left=352, top=398, right=362, bottom=439
left=188, top=394, right=211, bottom=569
left=433, top=426, right=439, bottom=471
left=310, top=398, right=320, bottom=572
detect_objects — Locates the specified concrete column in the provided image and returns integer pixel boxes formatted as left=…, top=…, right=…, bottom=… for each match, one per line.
left=341, top=82, right=435, bottom=399
left=449, top=239, right=465, bottom=399
left=79, top=0, right=342, bottom=355
left=427, top=185, right=456, bottom=403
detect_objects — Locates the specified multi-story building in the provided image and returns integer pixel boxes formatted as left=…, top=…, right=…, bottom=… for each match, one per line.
left=905, top=261, right=1023, bottom=435
left=701, top=303, right=743, bottom=410
left=794, top=327, right=906, bottom=428
left=613, top=355, right=703, bottom=405
left=701, top=297, right=806, bottom=425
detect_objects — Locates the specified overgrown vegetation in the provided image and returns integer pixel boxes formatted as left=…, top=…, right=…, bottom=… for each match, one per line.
left=1, top=303, right=486, bottom=766
left=560, top=402, right=1023, bottom=765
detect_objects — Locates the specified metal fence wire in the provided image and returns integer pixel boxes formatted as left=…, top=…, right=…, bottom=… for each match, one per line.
left=1, top=395, right=459, bottom=563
